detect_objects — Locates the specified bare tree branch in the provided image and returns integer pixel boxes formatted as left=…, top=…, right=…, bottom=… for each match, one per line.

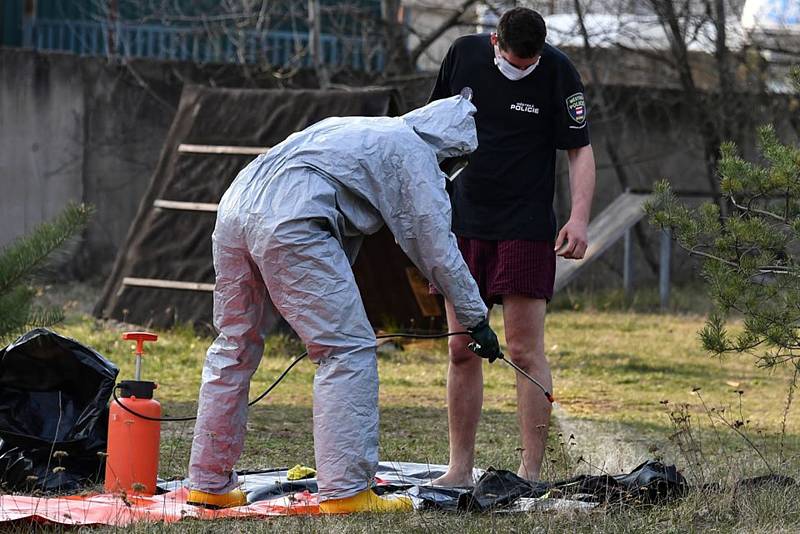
left=410, top=0, right=481, bottom=64
left=573, top=0, right=659, bottom=274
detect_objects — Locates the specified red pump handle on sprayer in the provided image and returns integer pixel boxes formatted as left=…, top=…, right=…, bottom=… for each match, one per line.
left=122, top=332, right=158, bottom=381
left=122, top=331, right=158, bottom=355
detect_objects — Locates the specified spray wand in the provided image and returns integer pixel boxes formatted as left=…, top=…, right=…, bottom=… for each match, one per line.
left=494, top=352, right=556, bottom=404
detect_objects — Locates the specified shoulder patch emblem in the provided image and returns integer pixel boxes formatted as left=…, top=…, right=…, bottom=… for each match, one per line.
left=566, top=92, right=586, bottom=124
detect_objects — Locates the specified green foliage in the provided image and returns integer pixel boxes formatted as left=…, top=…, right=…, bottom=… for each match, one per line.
left=646, top=71, right=800, bottom=368
left=0, top=203, right=92, bottom=341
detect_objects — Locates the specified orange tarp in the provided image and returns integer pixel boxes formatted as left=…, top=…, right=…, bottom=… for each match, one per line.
left=0, top=487, right=319, bottom=526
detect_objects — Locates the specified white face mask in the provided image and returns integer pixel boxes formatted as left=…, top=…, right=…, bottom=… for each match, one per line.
left=493, top=45, right=539, bottom=81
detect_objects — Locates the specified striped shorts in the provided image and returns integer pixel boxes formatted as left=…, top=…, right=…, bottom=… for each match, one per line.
left=432, top=237, right=556, bottom=306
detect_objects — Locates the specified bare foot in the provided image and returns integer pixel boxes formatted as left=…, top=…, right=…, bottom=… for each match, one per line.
left=517, top=467, right=539, bottom=483
left=431, top=471, right=474, bottom=487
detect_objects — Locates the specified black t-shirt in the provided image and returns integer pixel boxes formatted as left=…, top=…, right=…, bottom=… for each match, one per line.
left=430, top=34, right=590, bottom=241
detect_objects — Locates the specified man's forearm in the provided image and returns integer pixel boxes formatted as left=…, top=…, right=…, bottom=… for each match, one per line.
left=566, top=145, right=596, bottom=224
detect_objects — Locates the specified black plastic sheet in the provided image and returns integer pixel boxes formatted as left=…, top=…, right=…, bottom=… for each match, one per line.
left=0, top=329, right=118, bottom=492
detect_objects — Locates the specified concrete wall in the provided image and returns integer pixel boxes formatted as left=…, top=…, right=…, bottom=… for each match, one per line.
left=0, top=51, right=86, bottom=253
left=0, top=49, right=180, bottom=277
left=0, top=48, right=327, bottom=278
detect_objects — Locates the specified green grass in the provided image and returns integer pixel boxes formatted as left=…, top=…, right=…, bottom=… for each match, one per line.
left=549, top=283, right=716, bottom=315
left=11, top=285, right=800, bottom=531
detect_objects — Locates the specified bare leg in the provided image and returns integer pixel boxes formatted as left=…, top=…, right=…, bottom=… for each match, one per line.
left=432, top=299, right=484, bottom=487
left=502, top=296, right=551, bottom=481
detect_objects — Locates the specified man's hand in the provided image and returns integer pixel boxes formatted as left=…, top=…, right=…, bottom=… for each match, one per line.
left=559, top=145, right=594, bottom=260
left=554, top=218, right=588, bottom=259
left=467, top=319, right=502, bottom=362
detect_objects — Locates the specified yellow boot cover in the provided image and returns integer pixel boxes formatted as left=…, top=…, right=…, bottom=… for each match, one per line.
left=186, top=488, right=247, bottom=509
left=319, top=488, right=413, bottom=514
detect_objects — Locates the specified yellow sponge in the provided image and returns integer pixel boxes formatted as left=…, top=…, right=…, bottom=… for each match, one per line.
left=287, top=464, right=317, bottom=480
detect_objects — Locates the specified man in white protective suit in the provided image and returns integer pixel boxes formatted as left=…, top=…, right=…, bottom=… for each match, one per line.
left=186, top=93, right=502, bottom=513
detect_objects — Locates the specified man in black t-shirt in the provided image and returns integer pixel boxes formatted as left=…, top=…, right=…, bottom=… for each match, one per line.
left=429, top=7, right=596, bottom=485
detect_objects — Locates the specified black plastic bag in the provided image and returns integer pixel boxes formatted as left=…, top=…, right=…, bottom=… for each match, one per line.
left=459, top=469, right=548, bottom=512
left=409, top=461, right=688, bottom=512
left=552, top=460, right=688, bottom=504
left=614, top=460, right=688, bottom=503
left=0, top=329, right=119, bottom=492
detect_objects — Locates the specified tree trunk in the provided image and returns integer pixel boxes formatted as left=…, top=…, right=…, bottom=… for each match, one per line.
left=381, top=0, right=413, bottom=76
left=308, top=0, right=330, bottom=88
left=649, top=0, right=724, bottom=213
left=574, top=0, right=659, bottom=274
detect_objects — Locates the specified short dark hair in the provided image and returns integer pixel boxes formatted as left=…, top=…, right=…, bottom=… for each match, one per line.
left=496, top=7, right=546, bottom=58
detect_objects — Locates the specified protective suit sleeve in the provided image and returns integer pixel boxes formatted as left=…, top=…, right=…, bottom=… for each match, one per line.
left=378, top=158, right=487, bottom=329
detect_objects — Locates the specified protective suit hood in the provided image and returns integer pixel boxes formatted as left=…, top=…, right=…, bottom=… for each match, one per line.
left=401, top=94, right=478, bottom=160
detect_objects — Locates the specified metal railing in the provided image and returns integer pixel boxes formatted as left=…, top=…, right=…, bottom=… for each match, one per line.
left=23, top=18, right=385, bottom=71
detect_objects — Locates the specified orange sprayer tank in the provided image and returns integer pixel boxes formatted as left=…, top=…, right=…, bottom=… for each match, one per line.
left=104, top=332, right=161, bottom=496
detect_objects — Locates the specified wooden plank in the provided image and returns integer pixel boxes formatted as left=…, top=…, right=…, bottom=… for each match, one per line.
left=554, top=193, right=651, bottom=292
left=178, top=143, right=268, bottom=155
left=122, top=277, right=215, bottom=292
left=153, top=199, right=219, bottom=212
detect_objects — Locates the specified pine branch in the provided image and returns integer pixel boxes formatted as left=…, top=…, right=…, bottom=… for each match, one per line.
left=730, top=196, right=789, bottom=224
left=0, top=203, right=91, bottom=341
left=648, top=85, right=800, bottom=368
left=0, top=203, right=93, bottom=295
left=0, top=285, right=35, bottom=342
